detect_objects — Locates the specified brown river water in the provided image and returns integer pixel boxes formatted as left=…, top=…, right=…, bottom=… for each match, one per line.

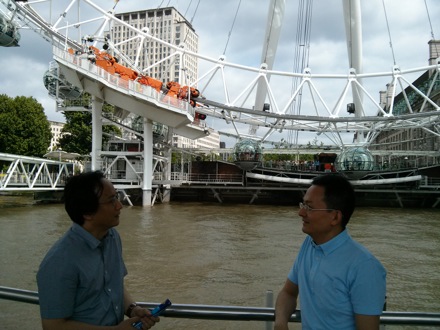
left=0, top=199, right=439, bottom=329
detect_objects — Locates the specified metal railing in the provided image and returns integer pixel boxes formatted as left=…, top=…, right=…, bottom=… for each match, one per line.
left=168, top=172, right=243, bottom=184
left=52, top=47, right=194, bottom=118
left=0, top=153, right=74, bottom=191
left=1, top=286, right=439, bottom=326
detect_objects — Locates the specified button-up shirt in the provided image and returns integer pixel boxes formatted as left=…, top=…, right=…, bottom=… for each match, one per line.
left=288, top=230, right=386, bottom=330
left=37, top=223, right=127, bottom=325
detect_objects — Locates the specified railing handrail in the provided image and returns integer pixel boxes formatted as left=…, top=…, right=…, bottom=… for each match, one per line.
left=1, top=286, right=439, bottom=326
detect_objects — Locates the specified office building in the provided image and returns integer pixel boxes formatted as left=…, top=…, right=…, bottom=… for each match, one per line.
left=371, top=40, right=440, bottom=166
left=173, top=130, right=220, bottom=149
left=48, top=120, right=65, bottom=151
left=112, top=6, right=220, bottom=151
left=113, top=7, right=198, bottom=84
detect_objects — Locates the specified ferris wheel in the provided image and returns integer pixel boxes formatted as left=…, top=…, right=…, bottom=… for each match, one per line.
left=0, top=0, right=439, bottom=151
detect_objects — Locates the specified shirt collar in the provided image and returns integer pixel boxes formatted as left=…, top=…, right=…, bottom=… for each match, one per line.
left=311, top=229, right=350, bottom=256
left=71, top=223, right=114, bottom=250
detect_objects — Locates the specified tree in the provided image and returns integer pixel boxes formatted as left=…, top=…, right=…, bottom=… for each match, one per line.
left=306, top=137, right=324, bottom=149
left=58, top=102, right=121, bottom=156
left=57, top=111, right=93, bottom=155
left=0, top=94, right=51, bottom=157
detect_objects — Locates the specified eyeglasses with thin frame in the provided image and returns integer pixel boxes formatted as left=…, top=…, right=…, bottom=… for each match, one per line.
left=299, top=202, right=335, bottom=212
left=100, top=191, right=122, bottom=206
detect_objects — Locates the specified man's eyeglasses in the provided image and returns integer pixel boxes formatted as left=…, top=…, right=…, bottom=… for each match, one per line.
left=100, top=191, right=122, bottom=206
left=299, top=202, right=335, bottom=212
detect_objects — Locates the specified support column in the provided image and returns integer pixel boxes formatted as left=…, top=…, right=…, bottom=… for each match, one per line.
left=91, top=97, right=103, bottom=171
left=162, top=128, right=173, bottom=203
left=251, top=0, right=285, bottom=135
left=342, top=0, right=364, bottom=143
left=142, top=118, right=153, bottom=206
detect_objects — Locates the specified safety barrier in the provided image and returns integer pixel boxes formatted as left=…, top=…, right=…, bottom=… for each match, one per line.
left=1, top=286, right=440, bottom=326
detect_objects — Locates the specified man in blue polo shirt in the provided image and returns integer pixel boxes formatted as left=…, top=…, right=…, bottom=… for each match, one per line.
left=37, top=171, right=159, bottom=329
left=274, top=174, right=386, bottom=330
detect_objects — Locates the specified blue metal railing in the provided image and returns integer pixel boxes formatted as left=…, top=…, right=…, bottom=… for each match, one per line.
left=1, top=286, right=440, bottom=326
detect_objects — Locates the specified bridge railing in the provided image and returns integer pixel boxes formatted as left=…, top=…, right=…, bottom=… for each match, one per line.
left=0, top=153, right=74, bottom=191
left=53, top=47, right=194, bottom=117
left=1, top=286, right=439, bottom=326
left=420, top=177, right=440, bottom=189
left=167, top=172, right=243, bottom=184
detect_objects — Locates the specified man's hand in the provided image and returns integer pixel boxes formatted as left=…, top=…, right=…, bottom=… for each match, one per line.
left=129, top=306, right=160, bottom=329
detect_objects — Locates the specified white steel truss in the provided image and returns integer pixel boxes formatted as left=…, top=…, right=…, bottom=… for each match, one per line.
left=0, top=153, right=74, bottom=191
left=0, top=0, right=438, bottom=149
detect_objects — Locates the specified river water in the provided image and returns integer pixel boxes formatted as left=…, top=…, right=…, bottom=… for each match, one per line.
left=0, top=199, right=439, bottom=329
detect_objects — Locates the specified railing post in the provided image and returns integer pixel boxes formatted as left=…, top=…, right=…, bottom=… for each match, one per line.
left=265, top=290, right=273, bottom=330
left=381, top=296, right=387, bottom=330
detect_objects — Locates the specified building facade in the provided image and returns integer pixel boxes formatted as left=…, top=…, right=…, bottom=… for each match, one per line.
left=172, top=130, right=220, bottom=149
left=113, top=7, right=198, bottom=85
left=371, top=40, right=440, bottom=167
left=48, top=120, right=65, bottom=151
left=112, top=6, right=220, bottom=151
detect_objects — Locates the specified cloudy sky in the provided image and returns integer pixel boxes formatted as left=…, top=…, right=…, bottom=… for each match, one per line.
left=0, top=0, right=438, bottom=145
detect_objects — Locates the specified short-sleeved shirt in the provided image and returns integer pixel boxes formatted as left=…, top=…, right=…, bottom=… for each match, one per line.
left=37, top=223, right=127, bottom=326
left=288, top=230, right=386, bottom=330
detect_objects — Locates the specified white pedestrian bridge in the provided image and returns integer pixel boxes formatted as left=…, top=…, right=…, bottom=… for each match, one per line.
left=0, top=153, right=74, bottom=192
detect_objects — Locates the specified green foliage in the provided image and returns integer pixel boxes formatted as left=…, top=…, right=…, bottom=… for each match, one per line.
left=171, top=152, right=181, bottom=164
left=306, top=137, right=324, bottom=149
left=58, top=102, right=121, bottom=155
left=263, top=153, right=314, bottom=162
left=0, top=94, right=51, bottom=157
left=58, top=111, right=93, bottom=155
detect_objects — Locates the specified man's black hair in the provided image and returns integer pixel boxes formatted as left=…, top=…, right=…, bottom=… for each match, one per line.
left=64, top=171, right=105, bottom=225
left=311, top=174, right=355, bottom=228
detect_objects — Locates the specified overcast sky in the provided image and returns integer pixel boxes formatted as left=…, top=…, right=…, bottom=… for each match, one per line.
left=0, top=0, right=438, bottom=145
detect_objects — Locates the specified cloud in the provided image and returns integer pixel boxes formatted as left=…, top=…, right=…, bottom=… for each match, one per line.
left=0, top=31, right=64, bottom=121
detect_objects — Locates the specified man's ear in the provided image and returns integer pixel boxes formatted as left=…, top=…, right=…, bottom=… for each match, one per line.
left=83, top=213, right=93, bottom=222
left=330, top=210, right=342, bottom=227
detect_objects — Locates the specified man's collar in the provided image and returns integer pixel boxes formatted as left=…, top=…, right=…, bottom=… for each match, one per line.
left=71, top=223, right=105, bottom=250
left=311, top=229, right=349, bottom=256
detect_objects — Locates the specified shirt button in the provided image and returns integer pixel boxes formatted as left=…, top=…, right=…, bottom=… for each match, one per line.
left=108, top=288, right=112, bottom=292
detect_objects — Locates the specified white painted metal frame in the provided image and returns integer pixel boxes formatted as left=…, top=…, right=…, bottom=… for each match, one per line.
left=0, top=0, right=438, bottom=202
left=1, top=0, right=437, bottom=147
left=0, top=153, right=73, bottom=191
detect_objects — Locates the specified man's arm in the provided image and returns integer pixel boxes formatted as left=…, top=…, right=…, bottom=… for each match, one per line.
left=123, top=284, right=159, bottom=328
left=41, top=285, right=157, bottom=330
left=274, top=279, right=299, bottom=330
left=355, top=314, right=380, bottom=330
left=123, top=285, right=138, bottom=317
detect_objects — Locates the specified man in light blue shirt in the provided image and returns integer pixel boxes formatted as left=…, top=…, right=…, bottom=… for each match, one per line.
left=275, top=174, right=386, bottom=330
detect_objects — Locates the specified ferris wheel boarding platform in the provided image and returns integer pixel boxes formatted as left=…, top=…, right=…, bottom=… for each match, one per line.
left=53, top=47, right=207, bottom=140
